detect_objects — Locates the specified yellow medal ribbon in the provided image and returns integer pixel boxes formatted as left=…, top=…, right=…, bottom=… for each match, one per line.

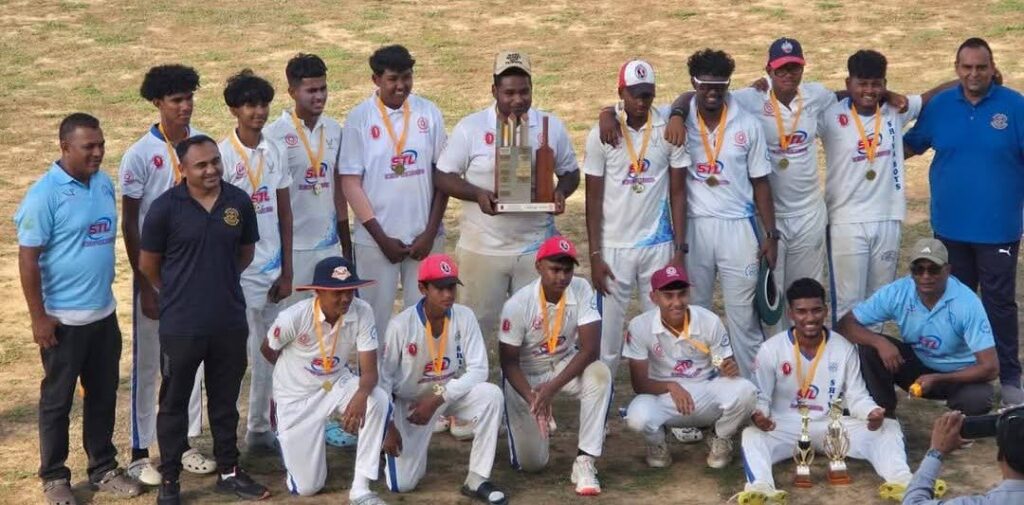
left=539, top=283, right=567, bottom=355
left=376, top=96, right=411, bottom=168
left=312, top=296, right=343, bottom=379
left=618, top=110, right=653, bottom=179
left=792, top=330, right=826, bottom=399
left=157, top=123, right=183, bottom=183
left=697, top=103, right=729, bottom=170
left=424, top=313, right=449, bottom=377
left=290, top=111, right=326, bottom=184
left=850, top=102, right=883, bottom=164
left=229, top=132, right=265, bottom=194
left=661, top=308, right=709, bottom=355
left=770, top=90, right=803, bottom=153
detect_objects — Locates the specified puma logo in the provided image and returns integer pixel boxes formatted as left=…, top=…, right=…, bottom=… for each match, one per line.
left=998, top=248, right=1012, bottom=257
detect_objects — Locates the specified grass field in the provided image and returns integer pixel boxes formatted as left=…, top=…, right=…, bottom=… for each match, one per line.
left=2, top=0, right=1024, bottom=503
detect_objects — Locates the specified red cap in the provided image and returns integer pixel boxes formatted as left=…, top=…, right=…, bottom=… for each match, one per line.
left=418, top=253, right=462, bottom=286
left=536, top=236, right=579, bottom=264
left=651, top=264, right=690, bottom=291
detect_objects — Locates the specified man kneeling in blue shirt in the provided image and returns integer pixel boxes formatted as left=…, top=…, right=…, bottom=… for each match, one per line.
left=839, top=238, right=998, bottom=416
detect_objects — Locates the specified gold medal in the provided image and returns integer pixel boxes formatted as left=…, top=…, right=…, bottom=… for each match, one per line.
left=632, top=181, right=645, bottom=194
left=312, top=181, right=322, bottom=195
left=706, top=176, right=719, bottom=187
left=769, top=90, right=803, bottom=164
left=778, top=157, right=790, bottom=170
left=866, top=170, right=877, bottom=181
left=697, top=104, right=729, bottom=190
left=711, top=355, right=724, bottom=368
left=322, top=380, right=333, bottom=392
left=377, top=96, right=411, bottom=176
left=253, top=202, right=262, bottom=213
left=393, top=163, right=405, bottom=175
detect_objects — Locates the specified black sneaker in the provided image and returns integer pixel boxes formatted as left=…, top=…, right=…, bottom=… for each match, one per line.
left=215, top=467, right=270, bottom=501
left=157, top=480, right=180, bottom=505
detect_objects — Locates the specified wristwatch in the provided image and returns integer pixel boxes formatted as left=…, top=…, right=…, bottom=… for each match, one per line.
left=925, top=448, right=944, bottom=461
left=669, top=107, right=687, bottom=119
left=765, top=229, right=781, bottom=240
left=674, top=243, right=689, bottom=254
left=432, top=383, right=446, bottom=398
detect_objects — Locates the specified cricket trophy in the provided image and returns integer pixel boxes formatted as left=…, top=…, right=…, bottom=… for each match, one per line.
left=792, top=401, right=814, bottom=488
left=823, top=396, right=852, bottom=485
left=494, top=112, right=556, bottom=212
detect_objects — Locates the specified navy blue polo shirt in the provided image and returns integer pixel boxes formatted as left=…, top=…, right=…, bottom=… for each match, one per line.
left=904, top=84, right=1024, bottom=244
left=141, top=181, right=259, bottom=337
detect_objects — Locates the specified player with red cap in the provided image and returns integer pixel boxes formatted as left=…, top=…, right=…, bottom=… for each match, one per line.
left=622, top=264, right=757, bottom=470
left=378, top=254, right=508, bottom=504
left=584, top=59, right=691, bottom=377
left=498, top=236, right=610, bottom=495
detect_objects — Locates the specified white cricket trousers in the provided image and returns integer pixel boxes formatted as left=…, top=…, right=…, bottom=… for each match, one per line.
left=276, top=380, right=389, bottom=496
left=456, top=247, right=539, bottom=340
left=599, top=243, right=673, bottom=374
left=773, top=205, right=827, bottom=330
left=384, top=382, right=504, bottom=493
left=740, top=416, right=913, bottom=488
left=129, top=289, right=204, bottom=451
left=685, top=217, right=764, bottom=378
left=503, top=358, right=612, bottom=471
left=625, top=376, right=757, bottom=443
left=355, top=234, right=444, bottom=338
left=243, top=294, right=280, bottom=434
left=826, top=221, right=901, bottom=326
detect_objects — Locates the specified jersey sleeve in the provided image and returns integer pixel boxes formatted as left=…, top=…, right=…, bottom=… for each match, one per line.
left=752, top=341, right=777, bottom=416
left=14, top=187, right=53, bottom=248
left=840, top=341, right=880, bottom=419
left=497, top=298, right=527, bottom=347
left=621, top=317, right=648, bottom=361
left=804, top=82, right=839, bottom=112
left=709, top=317, right=734, bottom=360
left=899, top=94, right=924, bottom=126
left=729, top=87, right=763, bottom=115
left=140, top=197, right=169, bottom=253
left=851, top=282, right=898, bottom=327
left=118, top=148, right=149, bottom=199
left=430, top=104, right=448, bottom=165
left=903, top=105, right=933, bottom=154
left=582, top=126, right=607, bottom=177
left=576, top=282, right=602, bottom=326
left=239, top=196, right=260, bottom=245
left=550, top=115, right=579, bottom=176
left=356, top=305, right=379, bottom=352
left=961, top=297, right=997, bottom=352
left=435, top=120, right=471, bottom=175
left=745, top=120, right=773, bottom=179
left=668, top=141, right=691, bottom=169
left=444, top=309, right=489, bottom=403
left=274, top=145, right=294, bottom=189
left=267, top=307, right=299, bottom=351
left=338, top=111, right=365, bottom=176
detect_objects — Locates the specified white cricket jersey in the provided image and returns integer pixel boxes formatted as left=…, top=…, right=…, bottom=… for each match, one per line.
left=622, top=305, right=734, bottom=383
left=379, top=301, right=489, bottom=403
left=730, top=83, right=836, bottom=218
left=683, top=97, right=772, bottom=219
left=819, top=96, right=923, bottom=225
left=752, top=329, right=878, bottom=422
left=219, top=132, right=293, bottom=283
left=436, top=105, right=579, bottom=255
left=498, top=277, right=601, bottom=375
left=264, top=110, right=343, bottom=251
left=118, top=124, right=207, bottom=231
left=583, top=108, right=691, bottom=248
left=339, top=92, right=447, bottom=246
left=268, top=297, right=378, bottom=403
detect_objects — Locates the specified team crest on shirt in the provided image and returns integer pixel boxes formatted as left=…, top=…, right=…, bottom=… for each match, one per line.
left=654, top=343, right=664, bottom=357
left=991, top=113, right=1008, bottom=130
left=152, top=155, right=164, bottom=169
left=781, top=361, right=792, bottom=375
left=838, top=114, right=849, bottom=127
left=733, top=131, right=747, bottom=146
left=501, top=319, right=511, bottom=332
left=284, top=133, right=299, bottom=147
left=828, top=361, right=839, bottom=374
left=370, top=125, right=382, bottom=139
left=297, top=332, right=312, bottom=345
left=223, top=207, right=240, bottom=226
left=762, top=101, right=775, bottom=116
left=530, top=316, right=543, bottom=331
left=234, top=162, right=247, bottom=178
left=407, top=343, right=418, bottom=356
left=272, top=326, right=281, bottom=341
left=418, top=117, right=429, bottom=133
left=123, top=172, right=135, bottom=185
left=484, top=132, right=495, bottom=145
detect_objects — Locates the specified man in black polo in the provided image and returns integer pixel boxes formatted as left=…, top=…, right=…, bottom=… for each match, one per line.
left=140, top=135, right=269, bottom=503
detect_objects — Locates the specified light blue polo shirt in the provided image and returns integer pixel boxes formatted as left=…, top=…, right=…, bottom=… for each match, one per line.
left=14, top=162, right=117, bottom=323
left=852, top=275, right=995, bottom=372
left=904, top=84, right=1024, bottom=244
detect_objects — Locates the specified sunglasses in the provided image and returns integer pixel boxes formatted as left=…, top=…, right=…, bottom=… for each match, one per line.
left=692, top=76, right=731, bottom=91
left=910, top=263, right=944, bottom=276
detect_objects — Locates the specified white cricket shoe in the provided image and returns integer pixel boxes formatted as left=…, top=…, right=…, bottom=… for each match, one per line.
left=432, top=415, right=450, bottom=434
left=570, top=455, right=601, bottom=496
left=707, top=435, right=733, bottom=469
left=645, top=440, right=672, bottom=468
left=126, top=458, right=161, bottom=486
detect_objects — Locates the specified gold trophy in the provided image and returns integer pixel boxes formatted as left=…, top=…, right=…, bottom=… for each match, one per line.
left=823, top=396, right=852, bottom=485
left=494, top=112, right=556, bottom=212
left=792, top=401, right=814, bottom=488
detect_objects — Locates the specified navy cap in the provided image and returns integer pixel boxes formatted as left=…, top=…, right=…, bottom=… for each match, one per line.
left=768, top=37, right=805, bottom=69
left=296, top=257, right=376, bottom=291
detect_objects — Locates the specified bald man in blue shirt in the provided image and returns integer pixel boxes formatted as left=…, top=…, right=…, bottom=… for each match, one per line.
left=904, top=37, right=1024, bottom=406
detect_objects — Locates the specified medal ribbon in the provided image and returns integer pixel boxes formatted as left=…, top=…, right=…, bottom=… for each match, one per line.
left=376, top=96, right=411, bottom=165
left=697, top=103, right=729, bottom=169
left=850, top=102, right=882, bottom=163
left=229, top=132, right=265, bottom=194
left=792, top=330, right=826, bottom=399
left=618, top=110, right=653, bottom=179
left=312, top=296, right=343, bottom=374
left=662, top=308, right=709, bottom=355
left=290, top=111, right=325, bottom=182
left=424, top=314, right=450, bottom=377
left=157, top=123, right=183, bottom=183
left=539, top=283, right=567, bottom=355
left=770, top=90, right=803, bottom=153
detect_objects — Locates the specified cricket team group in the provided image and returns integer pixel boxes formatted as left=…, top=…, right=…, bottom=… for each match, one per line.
left=16, top=33, right=1024, bottom=505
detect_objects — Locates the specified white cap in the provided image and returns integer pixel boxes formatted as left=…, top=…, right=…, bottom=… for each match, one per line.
left=618, top=59, right=655, bottom=94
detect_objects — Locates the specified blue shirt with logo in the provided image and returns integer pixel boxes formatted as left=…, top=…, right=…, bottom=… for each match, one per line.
left=852, top=275, right=995, bottom=372
left=904, top=84, right=1024, bottom=244
left=14, top=163, right=117, bottom=312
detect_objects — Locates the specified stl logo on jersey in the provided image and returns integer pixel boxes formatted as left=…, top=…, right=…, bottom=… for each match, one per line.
left=251, top=186, right=272, bottom=213
left=856, top=133, right=883, bottom=157
left=303, top=162, right=329, bottom=187
left=307, top=356, right=341, bottom=376
left=695, top=160, right=725, bottom=184
left=422, top=357, right=452, bottom=379
left=796, top=385, right=820, bottom=401
left=780, top=131, right=809, bottom=152
left=84, top=217, right=115, bottom=247
left=671, top=359, right=700, bottom=379
left=391, top=150, right=418, bottom=168
left=914, top=335, right=943, bottom=356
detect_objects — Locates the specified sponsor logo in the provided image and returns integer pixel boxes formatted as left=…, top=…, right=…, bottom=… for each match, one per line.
left=797, top=384, right=820, bottom=400
left=306, top=356, right=341, bottom=375
left=856, top=132, right=883, bottom=156
left=539, top=335, right=566, bottom=355
left=695, top=160, right=724, bottom=178
left=391, top=150, right=418, bottom=168
left=880, top=250, right=899, bottom=262
left=371, top=125, right=382, bottom=139
left=424, top=357, right=451, bottom=375
left=672, top=359, right=700, bottom=378
left=991, top=113, right=1008, bottom=130
left=223, top=207, right=240, bottom=226
left=781, top=130, right=809, bottom=149
left=666, top=266, right=679, bottom=276
left=84, top=217, right=115, bottom=247
left=915, top=335, right=943, bottom=354
left=284, top=133, right=299, bottom=147
left=828, top=361, right=839, bottom=374
left=654, top=343, right=664, bottom=357
left=251, top=186, right=271, bottom=205
left=303, top=162, right=329, bottom=185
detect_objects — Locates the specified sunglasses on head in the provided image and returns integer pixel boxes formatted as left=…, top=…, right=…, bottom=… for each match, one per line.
left=910, top=263, right=943, bottom=276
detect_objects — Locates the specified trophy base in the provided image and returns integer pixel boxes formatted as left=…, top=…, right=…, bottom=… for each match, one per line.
left=496, top=202, right=557, bottom=213
left=793, top=475, right=813, bottom=488
left=827, top=469, right=852, bottom=485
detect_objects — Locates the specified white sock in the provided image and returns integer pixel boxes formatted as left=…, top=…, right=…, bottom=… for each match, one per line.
left=349, top=474, right=371, bottom=501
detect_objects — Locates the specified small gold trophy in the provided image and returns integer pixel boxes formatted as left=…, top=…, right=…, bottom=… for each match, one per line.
left=823, top=396, right=852, bottom=485
left=793, top=401, right=814, bottom=488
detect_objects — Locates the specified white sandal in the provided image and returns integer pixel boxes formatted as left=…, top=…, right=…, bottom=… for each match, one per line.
left=182, top=448, right=216, bottom=474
